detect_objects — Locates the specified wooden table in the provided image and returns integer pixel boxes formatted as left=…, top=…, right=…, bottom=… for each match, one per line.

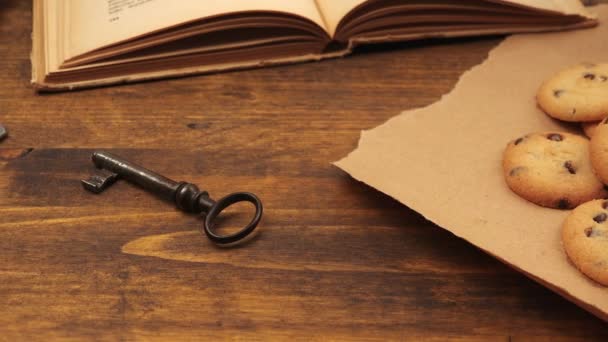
left=1, top=1, right=606, bottom=340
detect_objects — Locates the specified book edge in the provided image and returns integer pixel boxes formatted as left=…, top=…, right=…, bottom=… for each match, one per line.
left=30, top=0, right=43, bottom=87
left=32, top=51, right=351, bottom=92
left=31, top=6, right=599, bottom=92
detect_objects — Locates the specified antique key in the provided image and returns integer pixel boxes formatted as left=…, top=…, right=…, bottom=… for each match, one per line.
left=82, top=151, right=263, bottom=245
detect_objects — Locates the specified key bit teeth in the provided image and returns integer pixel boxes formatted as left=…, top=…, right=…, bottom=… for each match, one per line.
left=81, top=169, right=119, bottom=194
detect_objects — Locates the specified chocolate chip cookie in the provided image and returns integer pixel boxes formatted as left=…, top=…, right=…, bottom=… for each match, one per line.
left=562, top=199, right=608, bottom=286
left=537, top=63, right=608, bottom=122
left=589, top=118, right=608, bottom=184
left=503, top=132, right=607, bottom=209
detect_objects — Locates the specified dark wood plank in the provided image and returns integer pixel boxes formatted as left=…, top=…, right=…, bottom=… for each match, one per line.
left=1, top=0, right=607, bottom=340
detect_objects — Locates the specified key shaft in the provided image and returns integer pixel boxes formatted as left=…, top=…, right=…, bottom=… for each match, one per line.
left=92, top=152, right=180, bottom=201
left=87, top=152, right=215, bottom=213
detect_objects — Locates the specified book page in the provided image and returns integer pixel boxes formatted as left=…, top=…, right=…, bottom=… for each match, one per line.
left=315, top=0, right=593, bottom=37
left=315, top=0, right=367, bottom=36
left=66, top=0, right=326, bottom=58
left=495, top=0, right=591, bottom=15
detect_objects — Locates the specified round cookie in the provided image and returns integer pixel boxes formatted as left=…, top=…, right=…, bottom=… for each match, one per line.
left=503, top=132, right=607, bottom=209
left=562, top=199, right=608, bottom=286
left=537, top=63, right=608, bottom=122
left=582, top=120, right=601, bottom=138
left=589, top=118, right=608, bottom=184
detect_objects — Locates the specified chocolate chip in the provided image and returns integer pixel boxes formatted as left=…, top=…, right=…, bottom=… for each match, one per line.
left=571, top=108, right=577, bottom=116
left=584, top=73, right=596, bottom=80
left=509, top=167, right=526, bottom=177
left=564, top=161, right=576, bottom=174
left=585, top=227, right=594, bottom=237
left=603, top=200, right=608, bottom=209
left=553, top=89, right=564, bottom=98
left=547, top=133, right=563, bottom=141
left=594, top=213, right=607, bottom=223
left=601, top=75, right=608, bottom=82
left=557, top=198, right=571, bottom=209
left=514, top=137, right=524, bottom=145
left=603, top=117, right=608, bottom=125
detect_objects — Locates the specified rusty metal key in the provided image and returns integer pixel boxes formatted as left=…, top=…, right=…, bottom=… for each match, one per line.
left=82, top=151, right=263, bottom=245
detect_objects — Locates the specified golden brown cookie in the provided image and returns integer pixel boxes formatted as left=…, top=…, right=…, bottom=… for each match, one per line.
left=537, top=63, right=608, bottom=122
left=503, top=132, right=607, bottom=209
left=562, top=199, right=608, bottom=286
left=589, top=118, right=608, bottom=184
left=582, top=120, right=601, bottom=138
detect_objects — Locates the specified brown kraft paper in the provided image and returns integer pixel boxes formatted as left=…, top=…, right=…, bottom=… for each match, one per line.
left=336, top=5, right=608, bottom=322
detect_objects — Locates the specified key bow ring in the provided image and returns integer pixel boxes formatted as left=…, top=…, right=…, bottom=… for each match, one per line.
left=82, top=152, right=263, bottom=245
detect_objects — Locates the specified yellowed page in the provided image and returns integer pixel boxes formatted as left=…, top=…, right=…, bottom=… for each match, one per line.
left=66, top=0, right=326, bottom=58
left=315, top=0, right=366, bottom=36
left=498, top=0, right=592, bottom=14
left=44, top=0, right=70, bottom=73
left=315, top=0, right=595, bottom=37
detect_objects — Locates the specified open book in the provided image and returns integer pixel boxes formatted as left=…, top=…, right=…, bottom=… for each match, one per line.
left=32, top=0, right=596, bottom=91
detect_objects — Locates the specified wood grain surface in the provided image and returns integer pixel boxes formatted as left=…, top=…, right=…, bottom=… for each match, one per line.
left=1, top=1, right=607, bottom=340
